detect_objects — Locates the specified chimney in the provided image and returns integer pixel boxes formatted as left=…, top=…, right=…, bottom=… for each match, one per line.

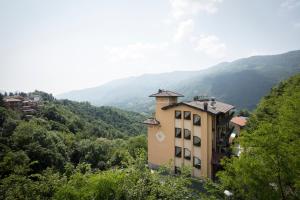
left=204, top=102, right=208, bottom=111
left=210, top=97, right=216, bottom=107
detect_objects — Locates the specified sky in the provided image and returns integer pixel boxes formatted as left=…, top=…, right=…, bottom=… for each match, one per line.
left=1, top=0, right=300, bottom=94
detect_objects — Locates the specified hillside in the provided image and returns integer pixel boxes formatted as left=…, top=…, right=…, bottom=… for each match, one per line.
left=2, top=91, right=146, bottom=138
left=49, top=100, right=147, bottom=138
left=216, top=73, right=300, bottom=199
left=57, top=50, right=300, bottom=113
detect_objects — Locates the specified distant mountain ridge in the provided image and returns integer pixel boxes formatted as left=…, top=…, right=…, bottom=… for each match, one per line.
left=57, top=50, right=300, bottom=113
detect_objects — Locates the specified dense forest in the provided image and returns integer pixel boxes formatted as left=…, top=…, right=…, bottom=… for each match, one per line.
left=213, top=73, right=300, bottom=199
left=0, top=74, right=299, bottom=199
left=0, top=92, right=204, bottom=199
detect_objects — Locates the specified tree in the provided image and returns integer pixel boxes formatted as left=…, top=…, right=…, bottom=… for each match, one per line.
left=41, top=105, right=66, bottom=124
left=237, top=109, right=250, bottom=117
left=218, top=74, right=300, bottom=200
left=12, top=121, right=68, bottom=172
left=55, top=150, right=202, bottom=200
left=0, top=168, right=63, bottom=200
left=70, top=138, right=112, bottom=169
left=0, top=93, right=4, bottom=107
left=0, top=151, right=31, bottom=178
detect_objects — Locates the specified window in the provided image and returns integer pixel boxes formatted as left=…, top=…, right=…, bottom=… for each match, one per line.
left=193, top=136, right=201, bottom=147
left=184, top=148, right=191, bottom=160
left=175, top=128, right=182, bottom=138
left=184, top=129, right=191, bottom=140
left=193, top=114, right=201, bottom=126
left=193, top=156, right=201, bottom=169
left=175, top=110, right=181, bottom=119
left=175, top=146, right=182, bottom=158
left=174, top=166, right=181, bottom=174
left=184, top=111, right=191, bottom=120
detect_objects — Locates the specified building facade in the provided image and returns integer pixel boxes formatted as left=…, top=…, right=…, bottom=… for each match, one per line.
left=144, top=89, right=235, bottom=179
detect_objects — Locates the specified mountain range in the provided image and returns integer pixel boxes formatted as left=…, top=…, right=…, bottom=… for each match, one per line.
left=57, top=50, right=300, bottom=113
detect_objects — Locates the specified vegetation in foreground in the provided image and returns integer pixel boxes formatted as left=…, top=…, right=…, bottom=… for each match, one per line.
left=206, top=73, right=300, bottom=200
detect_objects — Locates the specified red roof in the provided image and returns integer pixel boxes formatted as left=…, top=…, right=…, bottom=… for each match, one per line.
left=231, top=116, right=247, bottom=127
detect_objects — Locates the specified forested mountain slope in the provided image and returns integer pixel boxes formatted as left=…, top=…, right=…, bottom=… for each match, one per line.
left=58, top=50, right=300, bottom=113
left=215, top=73, right=300, bottom=199
left=49, top=99, right=146, bottom=138
left=0, top=91, right=204, bottom=199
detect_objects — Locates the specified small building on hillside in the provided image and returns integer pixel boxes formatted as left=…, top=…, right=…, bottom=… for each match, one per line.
left=229, top=116, right=248, bottom=156
left=4, top=98, right=22, bottom=110
left=3, top=95, right=41, bottom=118
left=230, top=116, right=247, bottom=136
left=143, top=89, right=235, bottom=179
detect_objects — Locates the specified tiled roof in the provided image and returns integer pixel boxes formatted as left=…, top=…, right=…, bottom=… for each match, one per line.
left=143, top=118, right=160, bottom=125
left=149, top=89, right=184, bottom=97
left=4, top=98, right=22, bottom=102
left=162, top=100, right=234, bottom=115
left=230, top=116, right=247, bottom=127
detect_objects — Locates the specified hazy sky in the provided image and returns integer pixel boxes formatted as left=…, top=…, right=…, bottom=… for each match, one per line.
left=1, top=0, right=300, bottom=94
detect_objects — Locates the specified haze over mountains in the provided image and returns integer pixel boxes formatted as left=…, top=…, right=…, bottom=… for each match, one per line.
left=57, top=50, right=300, bottom=113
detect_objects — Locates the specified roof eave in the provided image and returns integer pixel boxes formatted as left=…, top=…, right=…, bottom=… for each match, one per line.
left=162, top=102, right=221, bottom=115
left=149, top=94, right=184, bottom=97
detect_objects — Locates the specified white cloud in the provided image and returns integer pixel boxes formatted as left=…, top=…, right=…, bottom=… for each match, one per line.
left=108, top=1, right=226, bottom=64
left=107, top=42, right=169, bottom=62
left=280, top=0, right=300, bottom=9
left=194, top=34, right=227, bottom=58
left=173, top=19, right=195, bottom=42
left=169, top=0, right=223, bottom=19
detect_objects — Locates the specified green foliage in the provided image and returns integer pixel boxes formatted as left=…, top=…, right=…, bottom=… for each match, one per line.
left=217, top=74, right=300, bottom=200
left=0, top=169, right=63, bottom=200
left=41, top=105, right=67, bottom=124
left=29, top=90, right=55, bottom=101
left=0, top=92, right=149, bottom=199
left=237, top=109, right=250, bottom=117
left=0, top=151, right=32, bottom=177
left=0, top=107, right=7, bottom=127
left=55, top=151, right=202, bottom=200
left=12, top=121, right=68, bottom=172
left=70, top=138, right=113, bottom=169
left=36, top=99, right=146, bottom=138
left=0, top=93, right=4, bottom=107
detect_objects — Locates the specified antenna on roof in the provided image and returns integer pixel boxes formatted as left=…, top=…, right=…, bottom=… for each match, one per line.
left=210, top=96, right=216, bottom=108
left=194, top=95, right=210, bottom=102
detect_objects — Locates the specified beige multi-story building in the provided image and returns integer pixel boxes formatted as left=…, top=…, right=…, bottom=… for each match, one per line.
left=144, top=89, right=235, bottom=179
